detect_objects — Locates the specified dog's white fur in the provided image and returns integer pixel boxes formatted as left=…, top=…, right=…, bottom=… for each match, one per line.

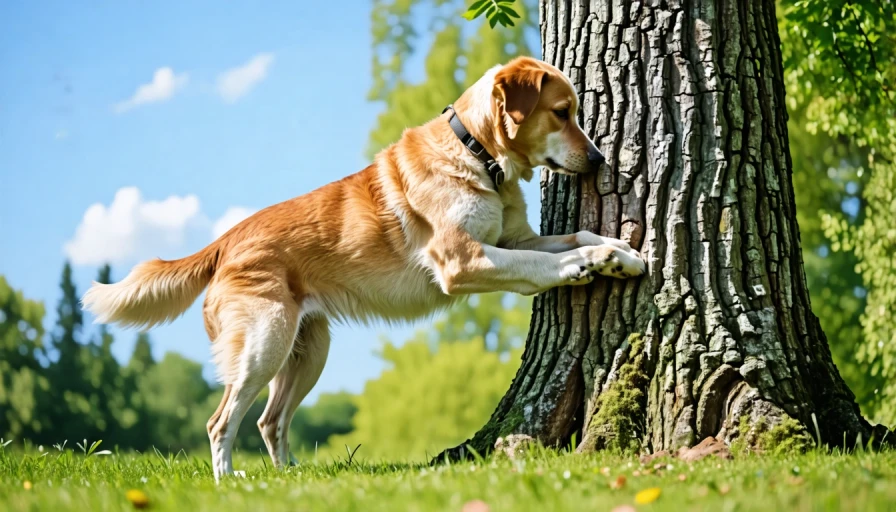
left=82, top=57, right=646, bottom=479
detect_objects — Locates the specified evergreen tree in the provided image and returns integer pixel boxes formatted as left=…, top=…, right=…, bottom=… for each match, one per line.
left=45, top=262, right=92, bottom=443
left=51, top=262, right=82, bottom=376
left=86, top=264, right=128, bottom=445
left=129, top=333, right=155, bottom=374
left=123, top=332, right=156, bottom=449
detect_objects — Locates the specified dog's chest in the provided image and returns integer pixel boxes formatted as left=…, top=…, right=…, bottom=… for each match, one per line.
left=445, top=192, right=505, bottom=245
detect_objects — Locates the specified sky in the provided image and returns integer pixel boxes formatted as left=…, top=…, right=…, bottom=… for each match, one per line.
left=0, top=1, right=543, bottom=403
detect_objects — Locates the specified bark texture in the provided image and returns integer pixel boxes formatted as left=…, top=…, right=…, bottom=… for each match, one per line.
left=438, top=0, right=891, bottom=461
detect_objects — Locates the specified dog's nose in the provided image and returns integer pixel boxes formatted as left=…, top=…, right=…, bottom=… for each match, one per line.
left=587, top=147, right=605, bottom=169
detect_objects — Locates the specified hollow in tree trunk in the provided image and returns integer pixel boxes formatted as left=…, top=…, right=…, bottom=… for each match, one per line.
left=438, top=0, right=892, bottom=460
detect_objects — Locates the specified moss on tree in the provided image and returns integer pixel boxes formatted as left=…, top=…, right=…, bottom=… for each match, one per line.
left=731, top=415, right=815, bottom=456
left=579, top=334, right=650, bottom=453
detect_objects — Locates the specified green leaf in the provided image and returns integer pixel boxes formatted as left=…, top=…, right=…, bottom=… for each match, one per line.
left=502, top=6, right=521, bottom=19
left=463, top=0, right=491, bottom=21
left=496, top=11, right=514, bottom=27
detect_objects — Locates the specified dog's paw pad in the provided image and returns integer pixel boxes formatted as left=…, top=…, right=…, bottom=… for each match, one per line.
left=562, top=264, right=594, bottom=284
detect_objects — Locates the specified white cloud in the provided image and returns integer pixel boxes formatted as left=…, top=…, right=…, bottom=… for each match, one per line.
left=55, top=130, right=69, bottom=140
left=64, top=187, right=255, bottom=266
left=216, top=53, right=274, bottom=103
left=114, top=67, right=188, bottom=114
left=65, top=187, right=201, bottom=265
left=212, top=206, right=256, bottom=239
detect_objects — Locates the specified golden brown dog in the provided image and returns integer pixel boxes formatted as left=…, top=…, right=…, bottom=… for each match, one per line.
left=83, top=56, right=646, bottom=479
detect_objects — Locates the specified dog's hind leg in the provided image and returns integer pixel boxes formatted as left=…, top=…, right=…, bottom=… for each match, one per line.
left=206, top=294, right=300, bottom=481
left=257, top=315, right=331, bottom=467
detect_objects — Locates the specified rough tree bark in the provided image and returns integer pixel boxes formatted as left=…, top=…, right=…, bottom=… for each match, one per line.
left=438, top=0, right=892, bottom=460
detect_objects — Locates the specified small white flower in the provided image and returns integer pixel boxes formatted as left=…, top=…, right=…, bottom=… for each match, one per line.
left=563, top=470, right=571, bottom=479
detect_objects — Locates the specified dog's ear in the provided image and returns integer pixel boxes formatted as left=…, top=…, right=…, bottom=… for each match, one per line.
left=493, top=59, right=547, bottom=138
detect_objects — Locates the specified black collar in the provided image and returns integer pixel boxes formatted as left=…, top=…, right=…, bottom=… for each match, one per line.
left=443, top=105, right=505, bottom=189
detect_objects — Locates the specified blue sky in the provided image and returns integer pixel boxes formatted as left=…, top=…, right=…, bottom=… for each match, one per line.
left=0, top=0, right=542, bottom=402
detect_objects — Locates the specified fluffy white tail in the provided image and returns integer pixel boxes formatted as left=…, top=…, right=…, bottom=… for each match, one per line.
left=82, top=245, right=218, bottom=330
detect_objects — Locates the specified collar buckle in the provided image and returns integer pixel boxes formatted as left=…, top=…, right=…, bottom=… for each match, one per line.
left=487, top=162, right=505, bottom=186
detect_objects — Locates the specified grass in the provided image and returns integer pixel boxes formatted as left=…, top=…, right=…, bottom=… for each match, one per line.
left=1, top=441, right=895, bottom=511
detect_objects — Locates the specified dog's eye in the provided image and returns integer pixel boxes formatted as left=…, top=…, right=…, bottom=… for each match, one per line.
left=553, top=109, right=569, bottom=120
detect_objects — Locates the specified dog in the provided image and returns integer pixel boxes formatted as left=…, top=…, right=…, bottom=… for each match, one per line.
left=82, top=56, right=646, bottom=479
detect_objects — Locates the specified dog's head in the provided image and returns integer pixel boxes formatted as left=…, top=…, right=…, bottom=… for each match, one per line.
left=492, top=57, right=603, bottom=174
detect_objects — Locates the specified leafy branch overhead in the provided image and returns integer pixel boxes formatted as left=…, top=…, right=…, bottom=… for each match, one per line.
left=464, top=0, right=520, bottom=28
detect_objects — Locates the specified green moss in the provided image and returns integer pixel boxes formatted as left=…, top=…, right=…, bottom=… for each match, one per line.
left=760, top=416, right=815, bottom=454
left=730, top=416, right=754, bottom=456
left=732, top=414, right=814, bottom=456
left=583, top=333, right=649, bottom=453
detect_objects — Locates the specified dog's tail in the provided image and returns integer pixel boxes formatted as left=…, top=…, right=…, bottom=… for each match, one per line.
left=82, top=243, right=219, bottom=330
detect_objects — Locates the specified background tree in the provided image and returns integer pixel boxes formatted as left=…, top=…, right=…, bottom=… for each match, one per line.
left=289, top=391, right=357, bottom=454
left=327, top=301, right=528, bottom=460
left=785, top=104, right=879, bottom=417
left=44, top=262, right=96, bottom=444
left=0, top=277, right=48, bottom=439
left=367, top=0, right=537, bottom=157
left=137, top=352, right=213, bottom=451
left=779, top=0, right=896, bottom=426
left=120, top=332, right=156, bottom=449
left=328, top=340, right=520, bottom=460
left=82, top=264, right=129, bottom=444
left=0, top=269, right=361, bottom=454
left=410, top=293, right=531, bottom=354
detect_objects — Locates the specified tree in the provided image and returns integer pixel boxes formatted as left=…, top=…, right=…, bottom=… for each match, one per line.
left=0, top=276, right=49, bottom=439
left=118, top=332, right=156, bottom=449
left=408, top=293, right=531, bottom=354
left=328, top=338, right=522, bottom=460
left=785, top=105, right=879, bottom=418
left=50, top=262, right=82, bottom=380
left=139, top=352, right=213, bottom=451
left=367, top=0, right=536, bottom=157
left=779, top=0, right=896, bottom=426
left=315, top=290, right=530, bottom=460
left=44, top=261, right=95, bottom=443
left=83, top=264, right=129, bottom=443
left=290, top=392, right=357, bottom=453
left=436, top=0, right=893, bottom=459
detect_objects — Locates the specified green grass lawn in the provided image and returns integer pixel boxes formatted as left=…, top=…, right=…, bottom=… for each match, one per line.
left=2, top=443, right=895, bottom=511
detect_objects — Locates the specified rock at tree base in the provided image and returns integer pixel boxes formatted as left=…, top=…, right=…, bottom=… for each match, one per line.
left=493, top=434, right=536, bottom=459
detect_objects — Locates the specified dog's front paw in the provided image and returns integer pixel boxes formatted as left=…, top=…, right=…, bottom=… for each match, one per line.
left=576, top=245, right=646, bottom=279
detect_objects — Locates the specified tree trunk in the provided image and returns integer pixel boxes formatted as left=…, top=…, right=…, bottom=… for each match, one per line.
left=438, top=0, right=891, bottom=461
